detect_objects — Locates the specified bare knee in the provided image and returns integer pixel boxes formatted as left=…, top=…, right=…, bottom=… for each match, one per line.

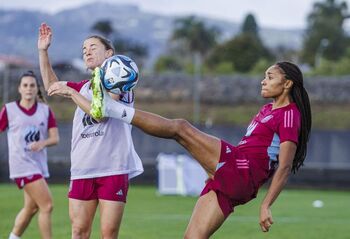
left=72, top=224, right=91, bottom=239
left=101, top=225, right=118, bottom=239
left=39, top=201, right=53, bottom=214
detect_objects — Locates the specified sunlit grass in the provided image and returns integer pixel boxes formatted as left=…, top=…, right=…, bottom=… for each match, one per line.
left=1, top=184, right=349, bottom=239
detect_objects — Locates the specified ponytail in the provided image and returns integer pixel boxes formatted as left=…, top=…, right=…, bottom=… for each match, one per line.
left=276, top=62, right=312, bottom=173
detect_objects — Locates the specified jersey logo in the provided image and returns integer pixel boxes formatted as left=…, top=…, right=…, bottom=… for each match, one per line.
left=82, top=113, right=99, bottom=127
left=245, top=121, right=258, bottom=137
left=24, top=126, right=40, bottom=143
left=261, top=115, right=273, bottom=123
left=116, top=189, right=124, bottom=196
left=226, top=146, right=231, bottom=154
left=121, top=109, right=127, bottom=118
left=238, top=140, right=247, bottom=146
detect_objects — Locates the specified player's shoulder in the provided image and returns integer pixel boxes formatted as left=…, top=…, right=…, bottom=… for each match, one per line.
left=274, top=103, right=301, bottom=126
left=282, top=103, right=300, bottom=115
left=67, top=79, right=90, bottom=92
left=4, top=101, right=17, bottom=112
left=273, top=103, right=300, bottom=114
left=5, top=101, right=16, bottom=107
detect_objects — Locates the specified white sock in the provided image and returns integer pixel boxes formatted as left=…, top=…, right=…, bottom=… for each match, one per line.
left=104, top=96, right=135, bottom=124
left=9, top=232, right=21, bottom=239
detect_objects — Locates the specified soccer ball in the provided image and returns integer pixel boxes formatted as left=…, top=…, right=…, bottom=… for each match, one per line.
left=100, top=55, right=139, bottom=94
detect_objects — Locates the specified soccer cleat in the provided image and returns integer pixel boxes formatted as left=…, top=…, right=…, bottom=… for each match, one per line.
left=90, top=67, right=105, bottom=119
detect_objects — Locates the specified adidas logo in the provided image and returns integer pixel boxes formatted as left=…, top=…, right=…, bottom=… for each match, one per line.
left=116, top=189, right=123, bottom=196
left=261, top=115, right=273, bottom=123
left=121, top=109, right=127, bottom=118
left=226, top=146, right=231, bottom=154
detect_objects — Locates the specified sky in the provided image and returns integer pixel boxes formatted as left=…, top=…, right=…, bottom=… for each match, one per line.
left=2, top=0, right=350, bottom=29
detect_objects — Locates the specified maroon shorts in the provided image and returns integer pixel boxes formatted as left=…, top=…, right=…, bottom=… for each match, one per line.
left=14, top=174, right=43, bottom=189
left=68, top=174, right=129, bottom=202
left=201, top=140, right=269, bottom=218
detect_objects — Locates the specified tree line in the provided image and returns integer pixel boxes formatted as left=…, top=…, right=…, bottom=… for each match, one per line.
left=92, top=0, right=350, bottom=76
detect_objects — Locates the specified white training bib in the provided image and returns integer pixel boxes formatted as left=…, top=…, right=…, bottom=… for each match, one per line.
left=6, top=102, right=50, bottom=179
left=70, top=82, right=143, bottom=179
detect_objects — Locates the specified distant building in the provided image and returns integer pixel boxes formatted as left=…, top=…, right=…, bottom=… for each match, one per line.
left=0, top=54, right=33, bottom=70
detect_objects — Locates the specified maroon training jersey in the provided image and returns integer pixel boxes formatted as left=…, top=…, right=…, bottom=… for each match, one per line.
left=237, top=103, right=300, bottom=164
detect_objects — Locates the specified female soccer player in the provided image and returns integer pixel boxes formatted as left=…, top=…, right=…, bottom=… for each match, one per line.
left=0, top=71, right=59, bottom=239
left=38, top=23, right=143, bottom=239
left=58, top=60, right=311, bottom=238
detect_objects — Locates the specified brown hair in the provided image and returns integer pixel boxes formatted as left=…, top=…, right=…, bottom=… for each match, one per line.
left=85, top=35, right=115, bottom=54
left=19, top=70, right=47, bottom=103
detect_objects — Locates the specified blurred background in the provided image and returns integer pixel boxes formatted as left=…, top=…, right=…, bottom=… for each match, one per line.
left=1, top=0, right=350, bottom=187
left=1, top=1, right=350, bottom=238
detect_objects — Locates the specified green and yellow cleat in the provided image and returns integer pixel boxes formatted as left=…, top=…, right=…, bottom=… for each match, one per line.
left=90, top=67, right=105, bottom=120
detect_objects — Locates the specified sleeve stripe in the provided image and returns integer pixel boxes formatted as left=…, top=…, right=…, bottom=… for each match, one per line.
left=284, top=110, right=294, bottom=128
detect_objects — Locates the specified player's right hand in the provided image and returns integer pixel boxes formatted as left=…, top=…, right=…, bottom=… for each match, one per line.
left=38, top=22, right=52, bottom=51
left=259, top=206, right=273, bottom=232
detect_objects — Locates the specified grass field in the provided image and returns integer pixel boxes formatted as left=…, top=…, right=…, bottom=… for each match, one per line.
left=0, top=184, right=349, bottom=239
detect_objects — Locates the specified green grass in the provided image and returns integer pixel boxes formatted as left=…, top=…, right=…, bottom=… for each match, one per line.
left=0, top=184, right=349, bottom=239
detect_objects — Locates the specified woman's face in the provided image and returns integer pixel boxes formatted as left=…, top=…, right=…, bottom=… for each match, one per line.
left=82, top=37, right=113, bottom=70
left=18, top=76, right=38, bottom=101
left=261, top=65, right=290, bottom=99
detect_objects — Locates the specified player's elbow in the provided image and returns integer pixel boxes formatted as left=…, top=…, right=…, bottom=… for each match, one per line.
left=277, top=164, right=292, bottom=176
left=53, top=135, right=60, bottom=145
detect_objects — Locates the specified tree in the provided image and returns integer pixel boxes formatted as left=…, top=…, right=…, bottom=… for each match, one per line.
left=91, top=20, right=148, bottom=64
left=171, top=16, right=220, bottom=58
left=154, top=55, right=183, bottom=73
left=171, top=16, right=220, bottom=124
left=241, top=13, right=258, bottom=36
left=113, top=38, right=148, bottom=61
left=207, top=13, right=272, bottom=73
left=301, top=0, right=350, bottom=66
left=91, top=20, right=114, bottom=38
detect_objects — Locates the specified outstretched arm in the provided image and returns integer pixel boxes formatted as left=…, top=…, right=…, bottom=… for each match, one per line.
left=47, top=82, right=92, bottom=114
left=47, top=81, right=119, bottom=119
left=259, top=141, right=296, bottom=232
left=38, top=23, right=59, bottom=91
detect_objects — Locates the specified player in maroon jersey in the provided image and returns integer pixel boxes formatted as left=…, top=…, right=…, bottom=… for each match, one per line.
left=50, top=60, right=311, bottom=237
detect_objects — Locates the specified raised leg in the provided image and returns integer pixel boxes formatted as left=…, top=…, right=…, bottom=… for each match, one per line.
left=133, top=111, right=221, bottom=176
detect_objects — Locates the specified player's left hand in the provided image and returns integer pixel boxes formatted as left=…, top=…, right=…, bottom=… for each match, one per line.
left=48, top=81, right=74, bottom=98
left=29, top=141, right=46, bottom=152
left=259, top=206, right=273, bottom=232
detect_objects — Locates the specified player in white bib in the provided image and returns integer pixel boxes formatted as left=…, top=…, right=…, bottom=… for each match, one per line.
left=0, top=71, right=59, bottom=239
left=38, top=23, right=143, bottom=239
